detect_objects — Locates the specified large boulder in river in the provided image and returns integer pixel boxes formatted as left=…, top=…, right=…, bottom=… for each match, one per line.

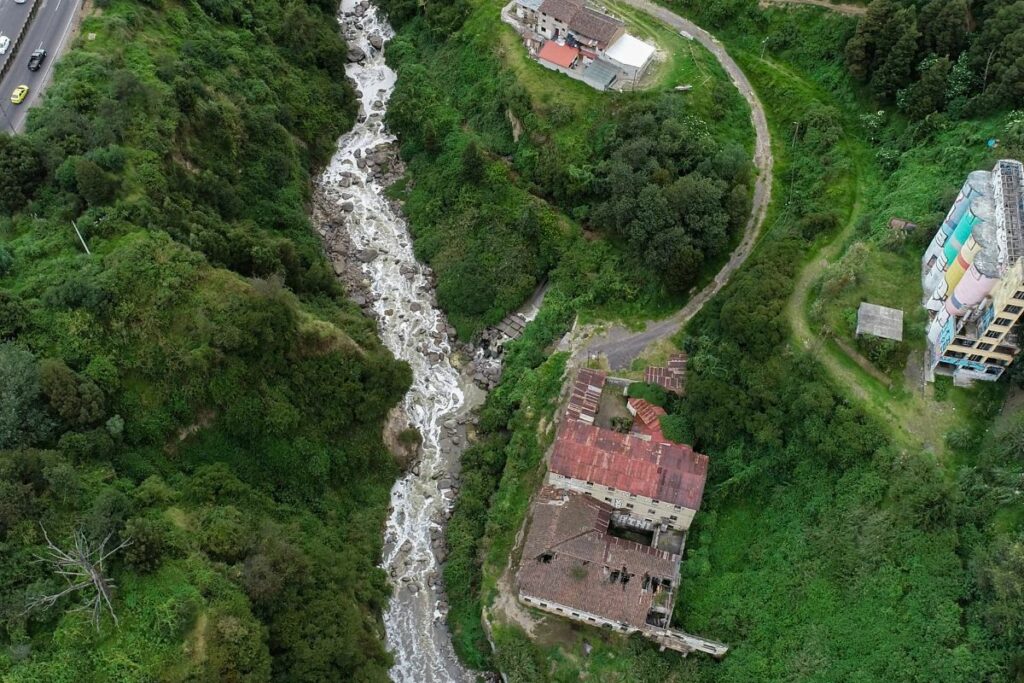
left=369, top=34, right=384, bottom=50
left=347, top=46, right=366, bottom=63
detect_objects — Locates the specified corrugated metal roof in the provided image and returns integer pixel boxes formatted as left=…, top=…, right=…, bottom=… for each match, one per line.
left=518, top=487, right=680, bottom=629
left=550, top=421, right=708, bottom=510
left=582, top=57, right=618, bottom=90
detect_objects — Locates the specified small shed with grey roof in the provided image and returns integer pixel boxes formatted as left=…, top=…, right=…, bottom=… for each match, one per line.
left=856, top=302, right=904, bottom=342
left=582, top=57, right=618, bottom=90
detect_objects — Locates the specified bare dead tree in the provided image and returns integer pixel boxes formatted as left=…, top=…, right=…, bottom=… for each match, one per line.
left=26, top=524, right=132, bottom=629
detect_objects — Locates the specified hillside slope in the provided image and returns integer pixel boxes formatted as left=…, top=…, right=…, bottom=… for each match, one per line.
left=0, top=0, right=410, bottom=680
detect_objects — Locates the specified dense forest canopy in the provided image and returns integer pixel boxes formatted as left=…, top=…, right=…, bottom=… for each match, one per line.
left=0, top=0, right=410, bottom=679
left=844, top=0, right=1024, bottom=118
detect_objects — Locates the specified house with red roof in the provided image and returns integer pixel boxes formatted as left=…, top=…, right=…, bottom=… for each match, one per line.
left=537, top=40, right=580, bottom=71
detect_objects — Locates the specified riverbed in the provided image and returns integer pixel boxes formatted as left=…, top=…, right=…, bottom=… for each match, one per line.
left=318, top=1, right=476, bottom=681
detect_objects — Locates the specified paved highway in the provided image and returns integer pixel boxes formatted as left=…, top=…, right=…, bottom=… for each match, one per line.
left=0, top=0, right=81, bottom=133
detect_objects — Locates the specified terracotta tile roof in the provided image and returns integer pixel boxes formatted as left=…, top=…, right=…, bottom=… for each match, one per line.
left=518, top=488, right=679, bottom=629
left=550, top=420, right=708, bottom=511
left=565, top=368, right=606, bottom=424
left=538, top=0, right=583, bottom=23
left=538, top=41, right=580, bottom=69
left=644, top=353, right=688, bottom=394
left=568, top=7, right=623, bottom=45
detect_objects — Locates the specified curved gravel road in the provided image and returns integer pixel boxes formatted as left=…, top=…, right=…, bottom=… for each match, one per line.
left=582, top=0, right=773, bottom=369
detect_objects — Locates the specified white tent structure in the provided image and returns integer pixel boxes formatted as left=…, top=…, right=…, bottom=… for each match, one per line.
left=603, top=33, right=656, bottom=79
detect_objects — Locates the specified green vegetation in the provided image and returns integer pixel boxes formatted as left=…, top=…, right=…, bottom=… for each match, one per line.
left=0, top=0, right=411, bottom=679
left=380, top=0, right=754, bottom=337
left=402, top=0, right=1024, bottom=680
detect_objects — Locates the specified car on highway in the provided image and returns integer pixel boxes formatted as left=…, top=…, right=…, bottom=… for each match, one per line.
left=27, top=49, right=46, bottom=71
left=0, top=36, right=10, bottom=55
left=10, top=84, right=28, bottom=104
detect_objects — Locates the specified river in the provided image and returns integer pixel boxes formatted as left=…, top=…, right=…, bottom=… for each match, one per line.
left=319, top=1, right=476, bottom=681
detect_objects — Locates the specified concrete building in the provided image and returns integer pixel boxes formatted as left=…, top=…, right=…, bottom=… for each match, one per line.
left=922, top=159, right=1024, bottom=382
left=604, top=32, right=656, bottom=81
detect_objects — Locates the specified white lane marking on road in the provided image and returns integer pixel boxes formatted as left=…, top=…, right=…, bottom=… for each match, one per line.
left=55, top=0, right=61, bottom=11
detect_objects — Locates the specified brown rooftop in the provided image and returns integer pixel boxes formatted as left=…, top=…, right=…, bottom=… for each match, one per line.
left=518, top=488, right=679, bottom=629
left=550, top=420, right=708, bottom=511
left=568, top=7, right=624, bottom=44
left=538, top=0, right=583, bottom=23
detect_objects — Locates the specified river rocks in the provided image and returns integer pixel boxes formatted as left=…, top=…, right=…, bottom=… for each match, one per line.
left=346, top=46, right=366, bottom=63
left=369, top=33, right=384, bottom=49
left=354, top=248, right=378, bottom=262
left=341, top=201, right=355, bottom=212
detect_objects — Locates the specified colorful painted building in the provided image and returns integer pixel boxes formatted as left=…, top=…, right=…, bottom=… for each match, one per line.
left=922, top=159, right=1024, bottom=382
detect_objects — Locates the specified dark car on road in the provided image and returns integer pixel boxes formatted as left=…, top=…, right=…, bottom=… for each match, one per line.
left=27, top=49, right=46, bottom=72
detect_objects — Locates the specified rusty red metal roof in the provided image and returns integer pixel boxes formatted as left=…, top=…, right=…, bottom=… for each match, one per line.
left=627, top=397, right=664, bottom=426
left=550, top=420, right=708, bottom=510
left=565, top=368, right=606, bottom=424
left=644, top=353, right=687, bottom=394
left=518, top=487, right=680, bottom=629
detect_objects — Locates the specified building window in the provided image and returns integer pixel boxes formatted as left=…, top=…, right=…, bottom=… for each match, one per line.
left=669, top=515, right=678, bottom=521
left=955, top=337, right=976, bottom=347
left=648, top=509, right=656, bottom=514
left=978, top=343, right=993, bottom=351
left=1004, top=305, right=1022, bottom=315
left=586, top=481, right=593, bottom=486
left=986, top=331, right=1002, bottom=339
left=626, top=503, right=633, bottom=509
left=1014, top=290, right=1024, bottom=301
left=604, top=497, right=611, bottom=503
left=995, top=317, right=1013, bottom=326
left=969, top=354, right=984, bottom=362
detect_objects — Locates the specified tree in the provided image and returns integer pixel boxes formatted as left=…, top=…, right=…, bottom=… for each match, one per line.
left=73, top=157, right=118, bottom=206
left=27, top=525, right=132, bottom=629
left=0, top=343, right=51, bottom=449
left=871, top=8, right=920, bottom=99
left=460, top=141, right=486, bottom=183
left=0, top=134, right=44, bottom=214
left=898, top=56, right=951, bottom=120
left=40, top=359, right=106, bottom=427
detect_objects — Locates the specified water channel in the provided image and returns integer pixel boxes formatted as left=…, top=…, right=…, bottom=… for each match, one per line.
left=319, top=2, right=476, bottom=680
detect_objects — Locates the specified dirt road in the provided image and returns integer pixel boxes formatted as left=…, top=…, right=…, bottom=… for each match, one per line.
left=581, top=0, right=773, bottom=369
left=759, top=0, right=867, bottom=17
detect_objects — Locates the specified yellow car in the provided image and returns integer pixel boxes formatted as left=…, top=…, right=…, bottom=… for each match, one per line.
left=10, top=84, right=28, bottom=105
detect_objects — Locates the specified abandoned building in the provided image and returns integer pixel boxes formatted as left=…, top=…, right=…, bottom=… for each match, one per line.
left=518, top=487, right=728, bottom=657
left=515, top=365, right=725, bottom=656
left=519, top=487, right=680, bottom=632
